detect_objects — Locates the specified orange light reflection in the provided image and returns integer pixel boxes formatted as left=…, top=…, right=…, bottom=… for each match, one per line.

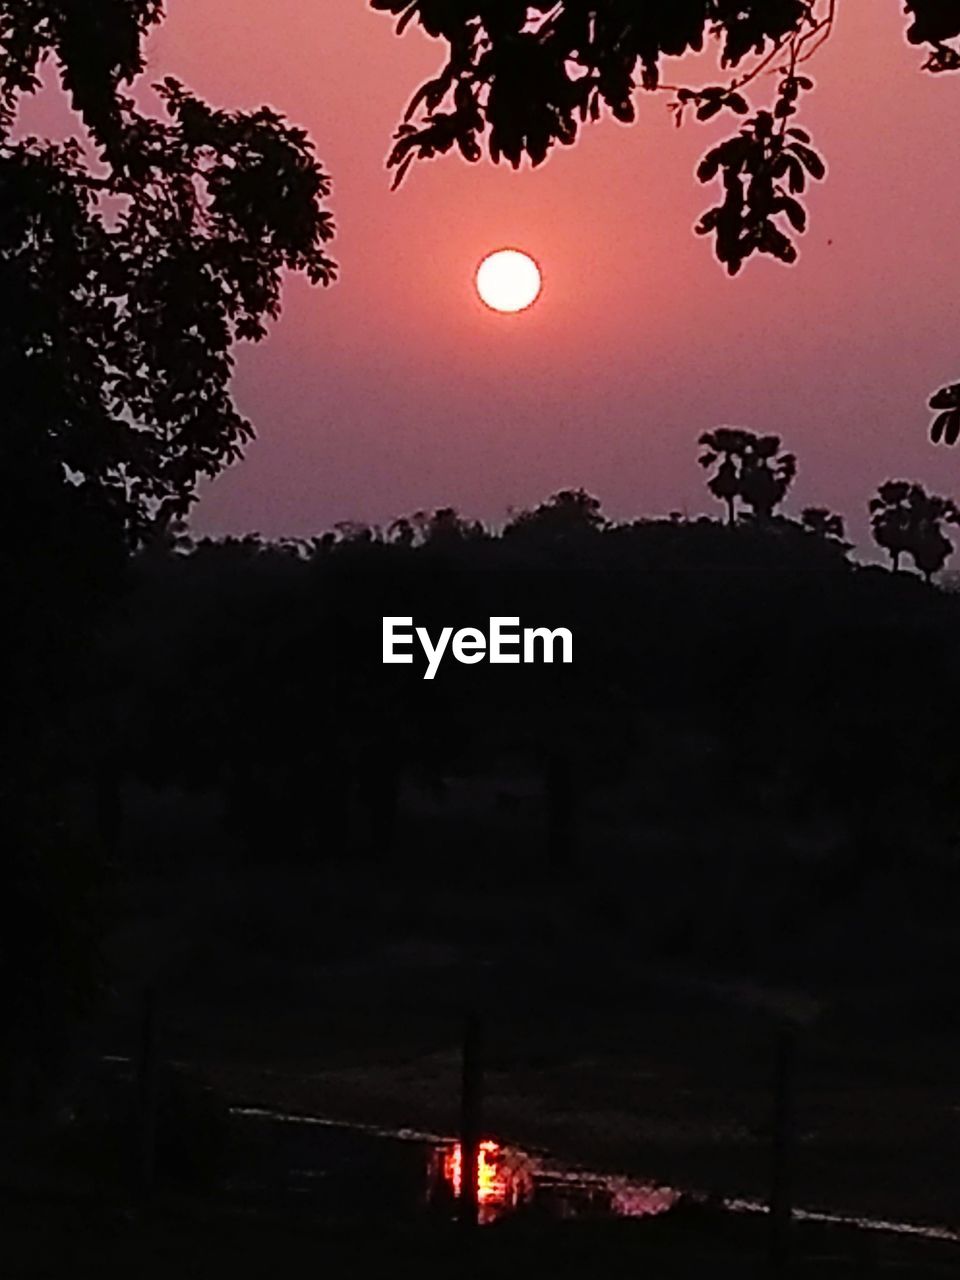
left=443, top=1139, right=508, bottom=1206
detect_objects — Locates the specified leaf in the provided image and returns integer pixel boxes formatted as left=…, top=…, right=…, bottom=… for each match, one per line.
left=929, top=384, right=960, bottom=409
left=403, top=81, right=432, bottom=124
left=397, top=3, right=420, bottom=35
left=390, top=152, right=415, bottom=189
left=790, top=142, right=826, bottom=179
left=931, top=409, right=960, bottom=445
left=696, top=146, right=723, bottom=182
left=779, top=195, right=806, bottom=232
left=782, top=155, right=806, bottom=193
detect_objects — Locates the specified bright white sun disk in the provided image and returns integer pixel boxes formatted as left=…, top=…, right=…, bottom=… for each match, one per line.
left=476, top=249, right=542, bottom=314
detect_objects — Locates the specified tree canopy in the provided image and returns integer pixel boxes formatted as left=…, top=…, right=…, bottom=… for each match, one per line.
left=373, top=1, right=960, bottom=442
left=0, top=0, right=337, bottom=1100
left=374, top=1, right=953, bottom=270
left=0, top=0, right=337, bottom=547
left=698, top=427, right=796, bottom=525
left=869, top=480, right=960, bottom=579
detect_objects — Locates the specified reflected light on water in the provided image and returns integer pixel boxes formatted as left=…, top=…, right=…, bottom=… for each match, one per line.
left=439, top=1140, right=535, bottom=1218
left=444, top=1140, right=502, bottom=1203
left=432, top=1138, right=675, bottom=1224
left=225, top=1105, right=960, bottom=1245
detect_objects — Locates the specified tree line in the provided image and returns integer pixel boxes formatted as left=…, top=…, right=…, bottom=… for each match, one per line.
left=240, top=427, right=958, bottom=585
left=698, top=427, right=960, bottom=582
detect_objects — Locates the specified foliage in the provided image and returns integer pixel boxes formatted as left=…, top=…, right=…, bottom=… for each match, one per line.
left=928, top=383, right=960, bottom=446
left=388, top=506, right=486, bottom=546
left=373, top=2, right=956, bottom=271
left=698, top=427, right=796, bottom=523
left=107, top=466, right=960, bottom=957
left=800, top=506, right=846, bottom=543
left=0, top=1, right=336, bottom=546
left=694, top=104, right=822, bottom=274
left=373, top=1, right=960, bottom=437
left=869, top=480, right=960, bottom=580
left=0, top=0, right=336, bottom=1116
left=504, top=487, right=607, bottom=540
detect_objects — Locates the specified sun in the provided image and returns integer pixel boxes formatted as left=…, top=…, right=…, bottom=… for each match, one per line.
left=476, top=249, right=542, bottom=314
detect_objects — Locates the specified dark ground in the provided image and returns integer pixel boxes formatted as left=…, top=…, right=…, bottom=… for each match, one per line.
left=4, top=1190, right=958, bottom=1279
left=41, top=823, right=960, bottom=1232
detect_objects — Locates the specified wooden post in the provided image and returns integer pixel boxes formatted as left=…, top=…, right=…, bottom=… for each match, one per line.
left=768, top=1026, right=797, bottom=1274
left=459, top=1006, right=484, bottom=1228
left=137, top=985, right=159, bottom=1193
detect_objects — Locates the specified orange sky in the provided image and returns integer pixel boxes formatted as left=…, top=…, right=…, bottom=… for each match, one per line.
left=23, top=2, right=960, bottom=546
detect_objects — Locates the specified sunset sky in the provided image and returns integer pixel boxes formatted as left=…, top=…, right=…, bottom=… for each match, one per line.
left=23, top=2, right=960, bottom=548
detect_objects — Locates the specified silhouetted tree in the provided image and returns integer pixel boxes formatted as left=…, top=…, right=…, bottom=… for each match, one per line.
left=505, top=488, right=606, bottom=540
left=373, top=1, right=960, bottom=444
left=912, top=524, right=953, bottom=582
left=740, top=436, right=797, bottom=523
left=375, top=3, right=956, bottom=271
left=387, top=508, right=484, bottom=547
left=698, top=428, right=747, bottom=525
left=0, top=0, right=336, bottom=1112
left=387, top=516, right=417, bottom=547
left=1, top=3, right=336, bottom=547
left=870, top=482, right=914, bottom=571
left=699, top=428, right=796, bottom=525
left=334, top=521, right=378, bottom=546
left=425, top=507, right=486, bottom=546
left=801, top=508, right=846, bottom=543
left=869, top=481, right=960, bottom=579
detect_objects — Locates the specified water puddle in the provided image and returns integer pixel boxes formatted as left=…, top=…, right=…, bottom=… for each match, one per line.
left=230, top=1104, right=960, bottom=1243
left=231, top=1105, right=677, bottom=1222
left=425, top=1137, right=678, bottom=1223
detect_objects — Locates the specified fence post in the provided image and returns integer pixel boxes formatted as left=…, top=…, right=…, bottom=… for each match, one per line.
left=459, top=1004, right=485, bottom=1228
left=768, top=1025, right=797, bottom=1274
left=137, top=985, right=159, bottom=1194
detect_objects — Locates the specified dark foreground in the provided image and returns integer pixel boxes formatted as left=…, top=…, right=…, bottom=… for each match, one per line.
left=4, top=1191, right=958, bottom=1280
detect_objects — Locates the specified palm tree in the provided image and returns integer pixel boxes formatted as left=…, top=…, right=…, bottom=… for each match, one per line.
left=739, top=436, right=797, bottom=522
left=698, top=427, right=753, bottom=525
left=869, top=481, right=960, bottom=579
left=698, top=428, right=796, bottom=524
left=868, top=481, right=913, bottom=571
